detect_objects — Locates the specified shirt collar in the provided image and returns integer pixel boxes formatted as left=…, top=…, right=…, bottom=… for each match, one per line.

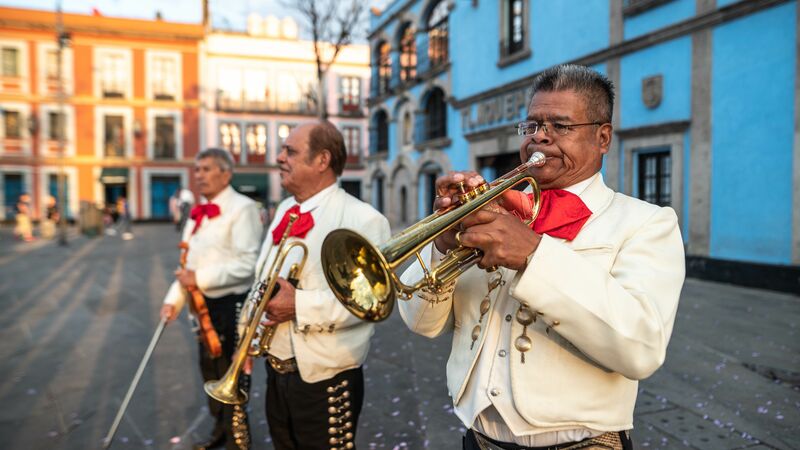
left=562, top=172, right=600, bottom=197
left=294, top=182, right=338, bottom=214
left=201, top=185, right=234, bottom=209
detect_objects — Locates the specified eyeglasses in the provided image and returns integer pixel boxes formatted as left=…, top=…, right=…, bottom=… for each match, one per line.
left=515, top=120, right=603, bottom=137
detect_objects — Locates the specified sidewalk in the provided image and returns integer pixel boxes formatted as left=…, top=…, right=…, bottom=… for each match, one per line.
left=0, top=224, right=796, bottom=449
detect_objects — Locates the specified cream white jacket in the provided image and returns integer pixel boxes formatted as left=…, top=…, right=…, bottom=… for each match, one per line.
left=255, top=184, right=391, bottom=383
left=163, top=185, right=262, bottom=312
left=398, top=174, right=685, bottom=433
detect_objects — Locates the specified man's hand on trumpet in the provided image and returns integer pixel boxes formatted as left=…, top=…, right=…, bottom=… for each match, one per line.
left=262, top=277, right=296, bottom=326
left=433, top=171, right=484, bottom=254
left=458, top=209, right=541, bottom=271
left=432, top=170, right=541, bottom=271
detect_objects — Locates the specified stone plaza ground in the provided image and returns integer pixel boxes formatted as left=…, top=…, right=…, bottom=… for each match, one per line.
left=0, top=224, right=797, bottom=449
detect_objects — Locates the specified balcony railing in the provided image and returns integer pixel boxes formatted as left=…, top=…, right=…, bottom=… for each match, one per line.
left=216, top=95, right=318, bottom=115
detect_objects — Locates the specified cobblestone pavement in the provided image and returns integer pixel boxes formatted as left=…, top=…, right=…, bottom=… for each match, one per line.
left=0, top=224, right=797, bottom=449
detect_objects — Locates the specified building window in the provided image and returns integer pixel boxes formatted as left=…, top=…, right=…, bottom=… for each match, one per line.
left=377, top=41, right=392, bottom=95
left=502, top=0, right=526, bottom=56
left=45, top=49, right=59, bottom=81
left=245, top=123, right=268, bottom=156
left=217, top=67, right=243, bottom=110
left=278, top=123, right=295, bottom=147
left=427, top=1, right=449, bottom=68
left=48, top=111, right=65, bottom=141
left=103, top=115, right=125, bottom=157
left=100, top=53, right=127, bottom=98
left=151, top=56, right=177, bottom=101
left=399, top=23, right=417, bottom=83
left=244, top=70, right=269, bottom=111
left=373, top=175, right=385, bottom=213
left=637, top=150, right=671, bottom=206
left=219, top=122, right=241, bottom=156
left=424, top=88, right=447, bottom=140
left=402, top=111, right=413, bottom=146
left=1, top=47, right=19, bottom=76
left=154, top=116, right=176, bottom=159
left=342, top=126, right=361, bottom=162
left=4, top=110, right=21, bottom=138
left=372, top=111, right=388, bottom=155
left=340, top=76, right=361, bottom=112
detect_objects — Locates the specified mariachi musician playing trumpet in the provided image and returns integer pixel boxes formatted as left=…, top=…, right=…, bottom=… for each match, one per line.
left=160, top=148, right=262, bottom=450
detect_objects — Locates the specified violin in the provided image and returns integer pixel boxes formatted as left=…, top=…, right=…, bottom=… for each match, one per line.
left=179, top=241, right=223, bottom=358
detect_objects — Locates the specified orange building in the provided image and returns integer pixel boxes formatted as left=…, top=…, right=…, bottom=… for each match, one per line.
left=0, top=7, right=203, bottom=221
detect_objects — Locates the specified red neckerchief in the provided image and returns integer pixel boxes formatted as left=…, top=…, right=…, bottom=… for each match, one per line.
left=271, top=204, right=315, bottom=244
left=190, top=203, right=220, bottom=235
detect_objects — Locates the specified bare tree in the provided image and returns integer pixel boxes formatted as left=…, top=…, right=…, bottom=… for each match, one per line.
left=281, top=0, right=367, bottom=120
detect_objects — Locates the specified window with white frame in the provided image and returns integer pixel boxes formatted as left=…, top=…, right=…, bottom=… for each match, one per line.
left=277, top=124, right=295, bottom=146
left=244, top=70, right=270, bottom=110
left=245, top=124, right=268, bottom=156
left=1, top=47, right=19, bottom=77
left=219, top=122, right=241, bottom=155
left=48, top=111, right=65, bottom=141
left=100, top=52, right=128, bottom=98
left=217, top=67, right=243, bottom=110
left=340, top=76, right=361, bottom=112
left=154, top=116, right=176, bottom=159
left=45, top=49, right=59, bottom=81
left=103, top=115, right=125, bottom=157
left=151, top=55, right=178, bottom=101
left=3, top=110, right=21, bottom=138
left=342, top=126, right=361, bottom=159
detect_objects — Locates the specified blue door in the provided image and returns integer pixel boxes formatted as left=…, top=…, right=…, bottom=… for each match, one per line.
left=151, top=176, right=180, bottom=220
left=48, top=174, right=72, bottom=219
left=3, top=173, right=23, bottom=220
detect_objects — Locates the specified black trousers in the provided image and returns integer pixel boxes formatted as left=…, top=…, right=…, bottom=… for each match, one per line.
left=463, top=429, right=633, bottom=450
left=199, top=292, right=251, bottom=450
left=265, top=364, right=364, bottom=450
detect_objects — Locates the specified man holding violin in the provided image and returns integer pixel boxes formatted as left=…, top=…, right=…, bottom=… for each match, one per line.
left=399, top=64, right=685, bottom=450
left=160, top=148, right=262, bottom=450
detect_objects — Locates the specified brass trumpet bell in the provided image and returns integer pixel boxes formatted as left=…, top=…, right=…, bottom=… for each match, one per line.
left=321, top=229, right=394, bottom=322
left=322, top=152, right=545, bottom=323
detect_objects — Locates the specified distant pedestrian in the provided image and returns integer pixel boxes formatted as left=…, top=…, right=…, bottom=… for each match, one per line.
left=14, top=193, right=34, bottom=242
left=169, top=189, right=181, bottom=231
left=41, top=195, right=60, bottom=239
left=178, top=187, right=195, bottom=232
left=116, top=196, right=133, bottom=240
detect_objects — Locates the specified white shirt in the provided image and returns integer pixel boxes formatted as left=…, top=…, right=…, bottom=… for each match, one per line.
left=253, top=183, right=338, bottom=360
left=163, top=185, right=262, bottom=312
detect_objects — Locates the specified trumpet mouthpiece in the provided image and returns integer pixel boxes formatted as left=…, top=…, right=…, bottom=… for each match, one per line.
left=529, top=152, right=546, bottom=167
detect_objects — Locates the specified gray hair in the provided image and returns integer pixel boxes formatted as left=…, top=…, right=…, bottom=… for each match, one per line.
left=196, top=148, right=235, bottom=172
left=530, top=64, right=615, bottom=123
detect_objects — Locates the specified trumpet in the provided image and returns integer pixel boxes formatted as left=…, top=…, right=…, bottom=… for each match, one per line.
left=205, top=213, right=308, bottom=405
left=321, top=152, right=545, bottom=322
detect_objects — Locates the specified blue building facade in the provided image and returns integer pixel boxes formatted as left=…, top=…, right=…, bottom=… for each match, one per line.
left=366, top=0, right=799, bottom=292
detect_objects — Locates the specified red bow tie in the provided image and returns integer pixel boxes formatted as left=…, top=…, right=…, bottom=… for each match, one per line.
left=500, top=189, right=592, bottom=241
left=190, top=203, right=221, bottom=234
left=271, top=205, right=315, bottom=244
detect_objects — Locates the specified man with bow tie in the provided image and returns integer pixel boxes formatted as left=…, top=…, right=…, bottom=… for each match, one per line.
left=160, top=148, right=262, bottom=450
left=399, top=64, right=686, bottom=450
left=254, top=121, right=390, bottom=449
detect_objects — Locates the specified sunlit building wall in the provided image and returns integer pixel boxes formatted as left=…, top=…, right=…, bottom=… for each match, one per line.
left=0, top=6, right=203, bottom=220
left=201, top=15, right=371, bottom=208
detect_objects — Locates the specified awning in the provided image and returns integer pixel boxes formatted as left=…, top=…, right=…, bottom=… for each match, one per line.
left=231, top=173, right=268, bottom=200
left=99, top=168, right=129, bottom=184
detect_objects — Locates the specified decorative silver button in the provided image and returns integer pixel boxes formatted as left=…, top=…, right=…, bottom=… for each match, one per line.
left=498, top=350, right=507, bottom=357
left=490, top=388, right=500, bottom=396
